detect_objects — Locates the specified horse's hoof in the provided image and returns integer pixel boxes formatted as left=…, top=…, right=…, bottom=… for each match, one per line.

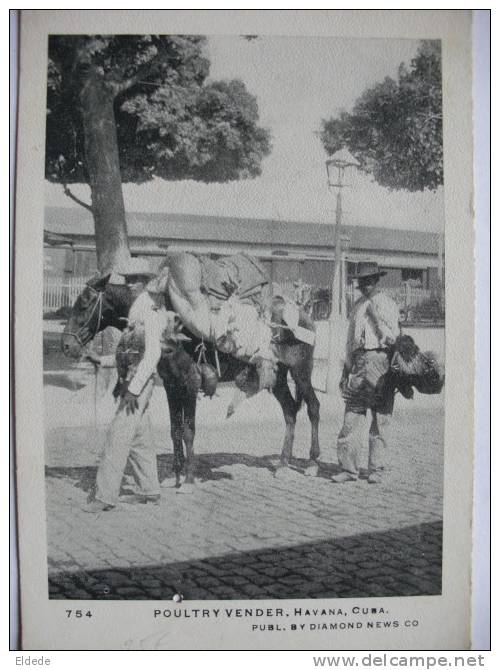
left=310, top=449, right=320, bottom=462
left=303, top=463, right=320, bottom=477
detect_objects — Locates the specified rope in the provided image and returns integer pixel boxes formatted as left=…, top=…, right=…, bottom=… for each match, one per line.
left=195, top=340, right=207, bottom=366
left=89, top=329, right=105, bottom=447
left=194, top=338, right=221, bottom=377
left=213, top=347, right=221, bottom=378
left=94, top=360, right=99, bottom=438
left=208, top=320, right=222, bottom=378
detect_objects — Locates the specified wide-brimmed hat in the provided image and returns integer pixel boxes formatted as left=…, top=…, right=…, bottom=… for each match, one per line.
left=350, top=261, right=387, bottom=281
left=116, top=257, right=155, bottom=278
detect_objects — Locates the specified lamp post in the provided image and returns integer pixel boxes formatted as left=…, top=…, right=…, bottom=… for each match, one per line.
left=325, top=149, right=360, bottom=394
left=340, top=233, right=351, bottom=318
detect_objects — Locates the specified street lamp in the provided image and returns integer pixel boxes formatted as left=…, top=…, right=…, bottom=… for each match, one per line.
left=325, top=148, right=360, bottom=394
left=325, top=149, right=360, bottom=190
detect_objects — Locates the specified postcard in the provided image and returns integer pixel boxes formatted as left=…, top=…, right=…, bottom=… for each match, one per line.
left=14, top=10, right=474, bottom=650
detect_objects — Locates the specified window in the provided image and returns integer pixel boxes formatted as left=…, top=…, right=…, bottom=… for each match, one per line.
left=401, top=268, right=424, bottom=285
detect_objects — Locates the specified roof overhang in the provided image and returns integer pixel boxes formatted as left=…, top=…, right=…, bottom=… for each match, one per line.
left=43, top=229, right=74, bottom=247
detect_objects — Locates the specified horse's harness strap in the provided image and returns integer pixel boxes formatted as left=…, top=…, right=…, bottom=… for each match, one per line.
left=64, top=286, right=104, bottom=347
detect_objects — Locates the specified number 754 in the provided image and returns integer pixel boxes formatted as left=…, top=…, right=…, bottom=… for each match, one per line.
left=65, top=610, right=93, bottom=618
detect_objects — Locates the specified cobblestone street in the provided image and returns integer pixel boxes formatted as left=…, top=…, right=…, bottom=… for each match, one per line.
left=45, top=377, right=444, bottom=600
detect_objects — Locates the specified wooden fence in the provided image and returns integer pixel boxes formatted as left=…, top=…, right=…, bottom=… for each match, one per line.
left=43, top=276, right=88, bottom=314
left=346, top=284, right=442, bottom=311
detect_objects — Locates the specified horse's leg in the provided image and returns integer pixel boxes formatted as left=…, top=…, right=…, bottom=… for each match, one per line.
left=304, top=383, right=321, bottom=463
left=291, top=359, right=321, bottom=471
left=164, top=382, right=185, bottom=489
left=182, top=391, right=197, bottom=486
left=272, top=364, right=300, bottom=469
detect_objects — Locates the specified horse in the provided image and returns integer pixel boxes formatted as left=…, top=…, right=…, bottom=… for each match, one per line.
left=61, top=272, right=203, bottom=488
left=61, top=265, right=320, bottom=486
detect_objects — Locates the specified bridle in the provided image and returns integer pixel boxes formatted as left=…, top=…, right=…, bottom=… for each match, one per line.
left=63, top=285, right=104, bottom=348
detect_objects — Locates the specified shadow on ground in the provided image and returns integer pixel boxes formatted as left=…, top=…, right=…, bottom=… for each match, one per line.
left=45, top=452, right=340, bottom=491
left=48, top=520, right=442, bottom=600
left=43, top=372, right=89, bottom=390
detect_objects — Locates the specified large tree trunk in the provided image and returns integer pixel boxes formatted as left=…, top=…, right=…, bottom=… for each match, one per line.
left=80, top=72, right=131, bottom=273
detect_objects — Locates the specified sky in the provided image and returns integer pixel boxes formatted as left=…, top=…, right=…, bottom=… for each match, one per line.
left=45, top=35, right=445, bottom=233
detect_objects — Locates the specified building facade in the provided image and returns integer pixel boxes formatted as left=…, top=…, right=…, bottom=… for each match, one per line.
left=44, top=206, right=444, bottom=294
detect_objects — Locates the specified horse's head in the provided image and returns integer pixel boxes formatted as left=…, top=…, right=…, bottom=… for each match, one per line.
left=61, top=273, right=131, bottom=358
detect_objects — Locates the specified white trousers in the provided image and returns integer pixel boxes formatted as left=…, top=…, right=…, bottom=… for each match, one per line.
left=95, top=378, right=160, bottom=505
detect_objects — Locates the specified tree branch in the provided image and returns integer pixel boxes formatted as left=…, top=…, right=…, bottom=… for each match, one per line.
left=62, top=184, right=93, bottom=212
left=56, top=156, right=93, bottom=212
left=109, top=61, right=161, bottom=97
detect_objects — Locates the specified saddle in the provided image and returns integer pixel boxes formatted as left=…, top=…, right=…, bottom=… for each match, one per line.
left=197, top=253, right=269, bottom=304
left=166, top=252, right=315, bottom=358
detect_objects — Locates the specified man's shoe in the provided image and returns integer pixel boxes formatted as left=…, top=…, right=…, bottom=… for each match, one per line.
left=122, top=493, right=161, bottom=505
left=139, top=494, right=161, bottom=505
left=367, top=472, right=382, bottom=484
left=83, top=500, right=115, bottom=513
left=331, top=471, right=357, bottom=483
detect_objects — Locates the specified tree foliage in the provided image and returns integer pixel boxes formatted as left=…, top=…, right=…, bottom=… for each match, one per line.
left=46, top=35, right=271, bottom=186
left=46, top=35, right=271, bottom=271
left=320, top=41, right=442, bottom=192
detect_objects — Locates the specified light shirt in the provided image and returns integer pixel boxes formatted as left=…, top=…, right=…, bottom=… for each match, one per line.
left=346, top=290, right=400, bottom=364
left=127, top=291, right=173, bottom=395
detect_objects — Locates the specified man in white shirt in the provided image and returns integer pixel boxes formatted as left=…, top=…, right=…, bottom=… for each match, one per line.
left=332, top=262, right=401, bottom=485
left=84, top=258, right=173, bottom=512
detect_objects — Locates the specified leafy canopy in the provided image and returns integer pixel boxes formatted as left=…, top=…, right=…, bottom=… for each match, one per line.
left=320, top=41, right=442, bottom=192
left=46, top=35, right=271, bottom=185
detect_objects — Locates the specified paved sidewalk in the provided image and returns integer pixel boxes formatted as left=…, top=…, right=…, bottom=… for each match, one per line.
left=45, top=379, right=444, bottom=600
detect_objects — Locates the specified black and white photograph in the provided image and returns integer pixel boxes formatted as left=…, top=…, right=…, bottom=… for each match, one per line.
left=14, top=10, right=476, bottom=651
left=43, top=30, right=445, bottom=599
